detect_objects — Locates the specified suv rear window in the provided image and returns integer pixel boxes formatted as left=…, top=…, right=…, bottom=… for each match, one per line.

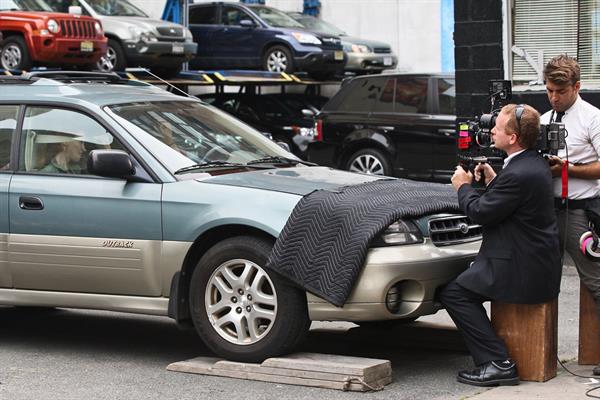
left=324, top=77, right=389, bottom=113
left=438, top=77, right=456, bottom=115
left=394, top=77, right=428, bottom=114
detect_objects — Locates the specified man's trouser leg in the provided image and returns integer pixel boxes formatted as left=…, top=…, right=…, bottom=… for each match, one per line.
left=439, top=280, right=509, bottom=366
left=557, top=208, right=600, bottom=317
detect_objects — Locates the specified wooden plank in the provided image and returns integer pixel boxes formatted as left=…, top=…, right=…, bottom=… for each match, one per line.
left=579, top=282, right=600, bottom=365
left=491, top=299, right=558, bottom=382
left=167, top=353, right=392, bottom=392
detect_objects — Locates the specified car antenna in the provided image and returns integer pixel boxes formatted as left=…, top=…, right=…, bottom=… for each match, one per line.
left=127, top=67, right=197, bottom=99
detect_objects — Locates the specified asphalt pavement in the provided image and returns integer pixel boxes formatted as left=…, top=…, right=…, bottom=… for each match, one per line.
left=0, top=262, right=596, bottom=400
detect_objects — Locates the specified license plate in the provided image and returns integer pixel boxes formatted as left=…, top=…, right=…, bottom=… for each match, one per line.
left=383, top=56, right=393, bottom=66
left=334, top=50, right=344, bottom=61
left=172, top=44, right=184, bottom=54
left=80, top=41, right=93, bottom=52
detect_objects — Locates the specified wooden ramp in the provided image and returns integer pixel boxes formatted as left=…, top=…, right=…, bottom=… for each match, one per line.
left=167, top=352, right=392, bottom=392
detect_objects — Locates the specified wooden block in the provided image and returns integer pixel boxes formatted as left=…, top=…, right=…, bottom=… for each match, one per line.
left=579, top=282, right=600, bottom=365
left=167, top=353, right=392, bottom=392
left=491, top=299, right=558, bottom=382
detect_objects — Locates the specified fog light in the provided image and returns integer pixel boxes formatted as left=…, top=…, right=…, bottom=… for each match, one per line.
left=385, top=280, right=424, bottom=314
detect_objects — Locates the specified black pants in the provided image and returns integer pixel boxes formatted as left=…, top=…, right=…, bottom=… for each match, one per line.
left=438, top=280, right=509, bottom=366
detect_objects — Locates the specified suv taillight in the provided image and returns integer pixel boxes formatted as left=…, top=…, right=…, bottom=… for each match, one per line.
left=315, top=119, right=323, bottom=141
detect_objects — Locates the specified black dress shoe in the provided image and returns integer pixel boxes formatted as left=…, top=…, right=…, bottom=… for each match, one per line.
left=457, top=361, right=520, bottom=387
left=593, top=364, right=600, bottom=376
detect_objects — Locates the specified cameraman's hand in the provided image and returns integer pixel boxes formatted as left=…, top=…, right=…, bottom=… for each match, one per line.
left=451, top=165, right=473, bottom=191
left=474, top=163, right=496, bottom=185
left=548, top=155, right=565, bottom=177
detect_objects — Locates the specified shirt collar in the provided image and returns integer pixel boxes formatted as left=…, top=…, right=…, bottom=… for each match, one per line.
left=503, top=149, right=526, bottom=169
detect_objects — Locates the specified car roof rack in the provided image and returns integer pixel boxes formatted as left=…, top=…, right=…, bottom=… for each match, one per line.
left=0, top=70, right=151, bottom=86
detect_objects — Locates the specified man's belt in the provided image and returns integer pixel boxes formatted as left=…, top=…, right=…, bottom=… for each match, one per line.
left=554, top=197, right=594, bottom=210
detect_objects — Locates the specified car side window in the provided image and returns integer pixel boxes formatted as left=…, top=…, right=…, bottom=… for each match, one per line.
left=0, top=105, right=18, bottom=171
left=438, top=78, right=456, bottom=115
left=19, top=107, right=125, bottom=175
left=395, top=77, right=429, bottom=114
left=371, top=78, right=395, bottom=113
left=189, top=5, right=217, bottom=24
left=335, top=77, right=385, bottom=113
left=221, top=6, right=252, bottom=26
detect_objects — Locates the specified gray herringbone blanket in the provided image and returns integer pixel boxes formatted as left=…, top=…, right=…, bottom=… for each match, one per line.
left=266, top=179, right=460, bottom=307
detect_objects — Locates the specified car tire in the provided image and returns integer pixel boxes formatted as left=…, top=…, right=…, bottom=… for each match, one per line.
left=0, top=36, right=32, bottom=71
left=189, top=235, right=310, bottom=362
left=97, top=39, right=126, bottom=72
left=345, top=148, right=392, bottom=176
left=263, top=45, right=295, bottom=74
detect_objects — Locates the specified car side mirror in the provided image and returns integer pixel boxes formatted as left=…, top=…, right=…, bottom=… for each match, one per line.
left=239, top=19, right=255, bottom=28
left=88, top=149, right=136, bottom=180
left=68, top=6, right=82, bottom=15
left=276, top=142, right=290, bottom=152
left=301, top=109, right=315, bottom=118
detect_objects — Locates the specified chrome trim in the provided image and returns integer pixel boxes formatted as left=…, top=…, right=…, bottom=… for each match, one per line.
left=0, top=288, right=169, bottom=315
left=428, top=215, right=482, bottom=246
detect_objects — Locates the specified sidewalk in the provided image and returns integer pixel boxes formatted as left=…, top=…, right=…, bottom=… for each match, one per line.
left=470, top=362, right=600, bottom=400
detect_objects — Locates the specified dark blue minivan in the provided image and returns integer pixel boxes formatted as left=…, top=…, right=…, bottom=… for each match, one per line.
left=188, top=2, right=346, bottom=79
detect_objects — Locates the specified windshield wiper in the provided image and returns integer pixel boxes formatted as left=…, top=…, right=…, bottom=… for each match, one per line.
left=246, top=156, right=317, bottom=166
left=174, top=161, right=246, bottom=175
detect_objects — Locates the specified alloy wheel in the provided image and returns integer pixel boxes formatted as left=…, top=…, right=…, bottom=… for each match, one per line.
left=1, top=44, right=22, bottom=70
left=349, top=154, right=385, bottom=175
left=267, top=51, right=288, bottom=72
left=204, top=258, right=277, bottom=345
left=97, top=46, right=116, bottom=72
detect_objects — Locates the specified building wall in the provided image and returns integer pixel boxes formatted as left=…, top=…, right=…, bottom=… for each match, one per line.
left=130, top=0, right=447, bottom=73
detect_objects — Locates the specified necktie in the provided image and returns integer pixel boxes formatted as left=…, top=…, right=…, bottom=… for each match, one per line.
left=555, top=111, right=565, bottom=122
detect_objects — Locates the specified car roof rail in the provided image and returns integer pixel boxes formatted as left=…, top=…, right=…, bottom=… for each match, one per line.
left=22, top=70, right=126, bottom=83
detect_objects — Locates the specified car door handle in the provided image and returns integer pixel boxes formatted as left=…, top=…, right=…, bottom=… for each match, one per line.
left=19, top=196, right=44, bottom=210
left=378, top=126, right=395, bottom=131
left=438, top=128, right=455, bottom=137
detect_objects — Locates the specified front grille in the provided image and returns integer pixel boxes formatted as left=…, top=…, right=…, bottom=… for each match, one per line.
left=373, top=47, right=391, bottom=54
left=319, top=36, right=341, bottom=49
left=157, top=26, right=183, bottom=37
left=428, top=215, right=482, bottom=246
left=58, top=19, right=96, bottom=38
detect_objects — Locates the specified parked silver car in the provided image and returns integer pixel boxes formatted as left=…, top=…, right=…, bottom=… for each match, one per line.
left=46, top=0, right=197, bottom=77
left=288, top=12, right=397, bottom=74
left=0, top=71, right=479, bottom=363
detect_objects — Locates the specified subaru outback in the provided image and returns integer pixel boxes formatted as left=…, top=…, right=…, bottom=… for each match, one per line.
left=0, top=71, right=480, bottom=362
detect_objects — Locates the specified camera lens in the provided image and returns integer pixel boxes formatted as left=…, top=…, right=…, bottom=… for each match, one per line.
left=479, top=113, right=496, bottom=130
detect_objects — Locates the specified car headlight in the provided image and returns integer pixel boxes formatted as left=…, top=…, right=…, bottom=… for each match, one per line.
left=184, top=28, right=193, bottom=41
left=47, top=19, right=59, bottom=34
left=129, top=26, right=157, bottom=42
left=351, top=44, right=371, bottom=53
left=94, top=21, right=103, bottom=35
left=292, top=31, right=321, bottom=45
left=371, top=219, right=424, bottom=247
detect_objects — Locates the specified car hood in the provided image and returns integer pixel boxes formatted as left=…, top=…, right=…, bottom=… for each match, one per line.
left=201, top=166, right=384, bottom=196
left=341, top=35, right=392, bottom=50
left=98, top=15, right=183, bottom=31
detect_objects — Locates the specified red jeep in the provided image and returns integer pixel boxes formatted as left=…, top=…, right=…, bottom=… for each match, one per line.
left=0, top=1, right=107, bottom=71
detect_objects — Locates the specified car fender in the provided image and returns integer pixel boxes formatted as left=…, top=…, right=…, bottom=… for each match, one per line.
left=0, top=22, right=36, bottom=60
left=341, top=129, right=396, bottom=163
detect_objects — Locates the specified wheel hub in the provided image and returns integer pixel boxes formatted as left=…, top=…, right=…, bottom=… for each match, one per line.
left=205, top=259, right=277, bottom=345
left=267, top=51, right=287, bottom=72
left=350, top=154, right=385, bottom=175
left=1, top=45, right=22, bottom=70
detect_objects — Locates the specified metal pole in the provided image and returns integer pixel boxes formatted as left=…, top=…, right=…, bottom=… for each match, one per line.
left=182, top=0, right=189, bottom=72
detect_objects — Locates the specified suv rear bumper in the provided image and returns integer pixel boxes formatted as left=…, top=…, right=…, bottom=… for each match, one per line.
left=294, top=49, right=346, bottom=73
left=31, top=36, right=107, bottom=64
left=124, top=40, right=197, bottom=67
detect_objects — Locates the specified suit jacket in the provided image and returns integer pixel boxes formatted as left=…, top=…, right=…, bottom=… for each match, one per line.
left=456, top=149, right=562, bottom=304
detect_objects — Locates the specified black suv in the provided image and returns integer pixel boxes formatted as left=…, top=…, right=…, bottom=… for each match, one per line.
left=307, top=73, right=456, bottom=182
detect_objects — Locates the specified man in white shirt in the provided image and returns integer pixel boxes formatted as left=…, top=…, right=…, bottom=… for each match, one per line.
left=541, top=54, right=600, bottom=375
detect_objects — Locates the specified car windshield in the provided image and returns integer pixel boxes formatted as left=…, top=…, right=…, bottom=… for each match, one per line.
left=106, top=100, right=294, bottom=174
left=0, top=0, right=53, bottom=11
left=250, top=6, right=304, bottom=28
left=289, top=14, right=345, bottom=36
left=84, top=0, right=146, bottom=16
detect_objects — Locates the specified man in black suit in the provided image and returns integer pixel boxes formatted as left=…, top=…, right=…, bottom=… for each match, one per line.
left=439, top=103, right=562, bottom=387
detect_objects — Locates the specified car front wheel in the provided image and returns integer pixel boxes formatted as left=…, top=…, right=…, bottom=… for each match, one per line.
left=263, top=45, right=295, bottom=74
left=97, top=39, right=126, bottom=72
left=0, top=36, right=32, bottom=71
left=189, top=236, right=310, bottom=362
left=345, top=148, right=392, bottom=176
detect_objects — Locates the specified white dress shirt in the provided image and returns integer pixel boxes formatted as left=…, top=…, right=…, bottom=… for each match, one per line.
left=541, top=96, right=600, bottom=199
